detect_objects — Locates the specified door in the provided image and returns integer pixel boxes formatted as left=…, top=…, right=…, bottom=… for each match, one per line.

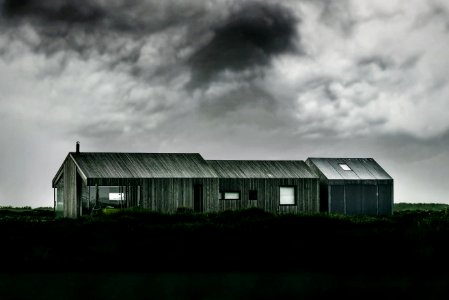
left=193, top=184, right=203, bottom=212
left=330, top=185, right=345, bottom=214
left=345, top=184, right=363, bottom=215
left=378, top=184, right=393, bottom=215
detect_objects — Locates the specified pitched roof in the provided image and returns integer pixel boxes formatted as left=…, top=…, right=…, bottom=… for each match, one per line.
left=306, top=158, right=392, bottom=180
left=207, top=160, right=317, bottom=178
left=70, top=152, right=218, bottom=178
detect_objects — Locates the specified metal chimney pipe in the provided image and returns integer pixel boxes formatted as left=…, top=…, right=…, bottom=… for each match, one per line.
left=76, top=141, right=80, bottom=153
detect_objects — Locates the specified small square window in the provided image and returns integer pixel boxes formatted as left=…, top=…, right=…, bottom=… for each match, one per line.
left=249, top=190, right=257, bottom=200
left=339, top=164, right=351, bottom=171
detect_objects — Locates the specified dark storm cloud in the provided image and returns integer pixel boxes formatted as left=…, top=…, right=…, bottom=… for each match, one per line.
left=188, top=2, right=299, bottom=88
left=1, top=0, right=206, bottom=33
left=3, top=0, right=449, bottom=207
left=0, top=0, right=212, bottom=62
left=1, top=0, right=300, bottom=89
left=2, top=0, right=104, bottom=24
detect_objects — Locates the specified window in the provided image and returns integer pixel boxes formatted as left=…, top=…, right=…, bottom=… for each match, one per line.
left=280, top=186, right=295, bottom=205
left=220, top=192, right=241, bottom=200
left=109, top=193, right=124, bottom=201
left=89, top=186, right=126, bottom=208
left=249, top=190, right=258, bottom=200
left=339, top=163, right=351, bottom=171
left=55, top=186, right=64, bottom=217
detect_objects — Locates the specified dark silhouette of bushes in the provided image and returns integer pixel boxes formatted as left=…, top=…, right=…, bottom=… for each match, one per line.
left=1, top=206, right=449, bottom=274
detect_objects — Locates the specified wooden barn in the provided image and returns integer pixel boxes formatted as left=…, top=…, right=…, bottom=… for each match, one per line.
left=305, top=158, right=394, bottom=215
left=52, top=149, right=219, bottom=218
left=207, top=160, right=319, bottom=213
left=52, top=144, right=393, bottom=217
left=52, top=145, right=320, bottom=217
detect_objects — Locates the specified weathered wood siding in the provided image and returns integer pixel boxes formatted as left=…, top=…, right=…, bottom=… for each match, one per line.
left=63, top=157, right=78, bottom=218
left=216, top=178, right=319, bottom=213
left=140, top=178, right=219, bottom=213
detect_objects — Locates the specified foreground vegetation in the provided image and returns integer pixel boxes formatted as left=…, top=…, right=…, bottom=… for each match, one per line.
left=394, top=202, right=449, bottom=211
left=1, top=203, right=449, bottom=298
left=1, top=204, right=449, bottom=272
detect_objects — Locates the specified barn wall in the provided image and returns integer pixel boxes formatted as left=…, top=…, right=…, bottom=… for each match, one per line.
left=140, top=178, right=219, bottom=213
left=378, top=181, right=393, bottom=215
left=362, top=184, right=378, bottom=215
left=217, top=178, right=319, bottom=213
left=345, top=184, right=363, bottom=215
left=329, top=185, right=345, bottom=214
left=328, top=180, right=393, bottom=216
left=63, top=157, right=78, bottom=218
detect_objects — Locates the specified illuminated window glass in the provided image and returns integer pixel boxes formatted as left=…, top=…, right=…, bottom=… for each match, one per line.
left=109, top=193, right=124, bottom=201
left=222, top=192, right=240, bottom=200
left=280, top=187, right=295, bottom=205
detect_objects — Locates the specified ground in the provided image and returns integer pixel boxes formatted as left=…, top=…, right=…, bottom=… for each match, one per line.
left=1, top=204, right=449, bottom=299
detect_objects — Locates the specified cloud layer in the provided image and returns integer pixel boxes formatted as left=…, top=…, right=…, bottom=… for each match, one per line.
left=1, top=0, right=449, bottom=206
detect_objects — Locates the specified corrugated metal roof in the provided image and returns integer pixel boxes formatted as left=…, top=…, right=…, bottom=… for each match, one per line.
left=70, top=152, right=218, bottom=178
left=207, top=160, right=318, bottom=178
left=306, top=158, right=392, bottom=180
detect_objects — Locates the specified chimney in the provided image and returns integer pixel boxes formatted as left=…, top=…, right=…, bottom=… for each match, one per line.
left=76, top=141, right=80, bottom=153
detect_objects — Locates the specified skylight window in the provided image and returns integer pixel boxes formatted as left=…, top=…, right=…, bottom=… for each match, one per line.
left=339, top=164, right=351, bottom=171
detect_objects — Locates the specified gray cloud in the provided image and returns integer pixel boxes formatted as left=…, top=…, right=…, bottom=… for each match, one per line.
left=1, top=0, right=449, bottom=207
left=1, top=0, right=209, bottom=33
left=315, top=0, right=355, bottom=35
left=2, top=0, right=104, bottom=23
left=1, top=0, right=300, bottom=89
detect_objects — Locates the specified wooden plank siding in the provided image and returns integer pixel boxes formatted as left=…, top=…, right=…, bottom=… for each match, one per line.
left=63, top=156, right=77, bottom=218
left=74, top=177, right=219, bottom=214
left=140, top=178, right=219, bottom=213
left=217, top=178, right=319, bottom=213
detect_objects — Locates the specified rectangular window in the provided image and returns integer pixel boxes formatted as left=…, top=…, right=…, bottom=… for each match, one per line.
left=89, top=186, right=126, bottom=208
left=249, top=190, right=258, bottom=200
left=280, top=186, right=295, bottom=205
left=220, top=192, right=241, bottom=200
left=109, top=193, right=124, bottom=201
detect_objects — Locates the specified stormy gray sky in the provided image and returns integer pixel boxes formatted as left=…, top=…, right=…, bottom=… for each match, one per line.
left=1, top=0, right=449, bottom=207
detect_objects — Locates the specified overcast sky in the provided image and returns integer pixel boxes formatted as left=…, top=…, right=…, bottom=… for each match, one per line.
left=1, top=0, right=449, bottom=207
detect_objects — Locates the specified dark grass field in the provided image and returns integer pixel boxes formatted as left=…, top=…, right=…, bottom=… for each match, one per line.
left=1, top=204, right=449, bottom=299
